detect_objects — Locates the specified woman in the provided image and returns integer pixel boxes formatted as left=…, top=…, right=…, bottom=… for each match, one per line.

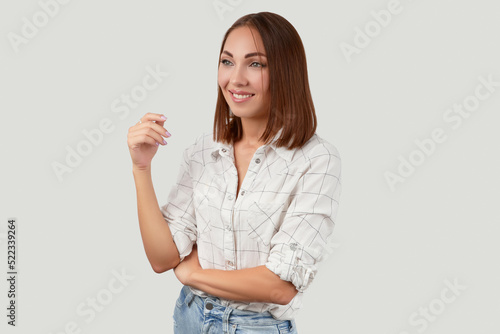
left=127, top=11, right=342, bottom=333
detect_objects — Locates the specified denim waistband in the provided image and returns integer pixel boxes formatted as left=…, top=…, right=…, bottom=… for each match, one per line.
left=181, top=286, right=293, bottom=326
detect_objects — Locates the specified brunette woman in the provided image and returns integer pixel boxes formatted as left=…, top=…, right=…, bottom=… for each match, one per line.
left=127, top=11, right=342, bottom=333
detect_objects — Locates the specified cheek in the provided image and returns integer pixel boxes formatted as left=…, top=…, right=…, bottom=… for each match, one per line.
left=217, top=68, right=229, bottom=88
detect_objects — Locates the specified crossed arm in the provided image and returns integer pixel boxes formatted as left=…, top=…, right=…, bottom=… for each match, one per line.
left=173, top=245, right=298, bottom=306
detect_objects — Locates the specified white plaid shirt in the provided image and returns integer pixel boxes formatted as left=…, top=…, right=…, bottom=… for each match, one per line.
left=160, top=129, right=342, bottom=320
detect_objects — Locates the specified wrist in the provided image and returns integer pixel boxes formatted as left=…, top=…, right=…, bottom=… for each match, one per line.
left=133, top=165, right=151, bottom=174
left=187, top=268, right=204, bottom=288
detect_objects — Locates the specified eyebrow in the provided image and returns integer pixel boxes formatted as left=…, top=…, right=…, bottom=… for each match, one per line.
left=222, top=50, right=267, bottom=58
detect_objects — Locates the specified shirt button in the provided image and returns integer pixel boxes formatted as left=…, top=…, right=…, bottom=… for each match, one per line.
left=227, top=194, right=234, bottom=201
left=240, top=190, right=246, bottom=196
left=221, top=148, right=227, bottom=153
left=255, top=158, right=261, bottom=164
left=226, top=260, right=233, bottom=267
left=226, top=225, right=232, bottom=231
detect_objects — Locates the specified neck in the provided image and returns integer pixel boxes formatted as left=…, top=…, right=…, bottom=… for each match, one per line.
left=238, top=117, right=267, bottom=147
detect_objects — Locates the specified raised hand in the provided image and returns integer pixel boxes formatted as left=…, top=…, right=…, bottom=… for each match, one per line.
left=127, top=113, right=171, bottom=171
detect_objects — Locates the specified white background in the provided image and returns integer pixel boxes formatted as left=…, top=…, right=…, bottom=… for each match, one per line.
left=1, top=0, right=499, bottom=333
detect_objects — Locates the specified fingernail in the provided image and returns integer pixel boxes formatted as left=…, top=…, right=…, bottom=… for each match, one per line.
left=166, top=130, right=171, bottom=137
left=161, top=115, right=167, bottom=120
left=156, top=142, right=159, bottom=146
left=163, top=139, right=168, bottom=145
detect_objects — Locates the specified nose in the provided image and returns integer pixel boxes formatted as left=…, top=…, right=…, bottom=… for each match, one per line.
left=230, top=64, right=248, bottom=86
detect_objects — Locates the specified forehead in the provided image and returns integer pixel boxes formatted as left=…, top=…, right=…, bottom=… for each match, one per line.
left=223, top=26, right=265, bottom=55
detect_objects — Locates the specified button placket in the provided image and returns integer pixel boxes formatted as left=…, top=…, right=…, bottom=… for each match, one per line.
left=222, top=171, right=237, bottom=271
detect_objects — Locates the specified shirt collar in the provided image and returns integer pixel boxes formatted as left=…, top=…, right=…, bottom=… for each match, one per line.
left=211, top=128, right=295, bottom=162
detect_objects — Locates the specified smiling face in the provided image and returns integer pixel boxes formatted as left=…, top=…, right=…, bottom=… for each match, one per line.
left=218, top=26, right=270, bottom=122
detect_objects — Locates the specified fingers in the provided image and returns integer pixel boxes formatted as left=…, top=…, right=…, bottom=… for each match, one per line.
left=138, top=113, right=170, bottom=136
left=127, top=131, right=161, bottom=148
left=129, top=113, right=171, bottom=146
left=129, top=127, right=168, bottom=146
left=139, top=112, right=168, bottom=127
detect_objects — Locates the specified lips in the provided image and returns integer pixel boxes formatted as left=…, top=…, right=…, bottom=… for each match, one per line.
left=229, top=89, right=255, bottom=100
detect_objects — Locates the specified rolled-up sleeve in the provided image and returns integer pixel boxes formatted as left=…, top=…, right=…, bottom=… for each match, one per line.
left=265, top=141, right=342, bottom=292
left=160, top=142, right=198, bottom=262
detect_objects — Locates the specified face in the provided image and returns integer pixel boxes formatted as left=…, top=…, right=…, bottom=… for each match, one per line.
left=218, top=26, right=270, bottom=122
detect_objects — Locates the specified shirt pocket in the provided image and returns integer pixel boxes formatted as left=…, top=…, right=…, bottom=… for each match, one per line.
left=247, top=201, right=286, bottom=246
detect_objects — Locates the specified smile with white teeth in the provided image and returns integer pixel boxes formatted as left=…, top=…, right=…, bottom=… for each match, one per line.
left=232, top=92, right=254, bottom=99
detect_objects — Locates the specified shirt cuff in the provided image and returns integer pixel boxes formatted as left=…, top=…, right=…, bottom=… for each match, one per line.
left=265, top=243, right=317, bottom=293
left=169, top=228, right=196, bottom=262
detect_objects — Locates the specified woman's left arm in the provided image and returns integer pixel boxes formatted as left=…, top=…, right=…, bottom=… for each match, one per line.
left=174, top=246, right=298, bottom=305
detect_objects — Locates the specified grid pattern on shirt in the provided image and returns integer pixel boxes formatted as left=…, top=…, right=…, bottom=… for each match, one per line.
left=160, top=130, right=341, bottom=320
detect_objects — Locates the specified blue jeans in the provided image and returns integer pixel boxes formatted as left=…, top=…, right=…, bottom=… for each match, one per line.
left=173, top=285, right=298, bottom=334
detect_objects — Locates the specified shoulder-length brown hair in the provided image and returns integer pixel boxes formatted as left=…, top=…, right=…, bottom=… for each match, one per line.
left=213, top=11, right=317, bottom=149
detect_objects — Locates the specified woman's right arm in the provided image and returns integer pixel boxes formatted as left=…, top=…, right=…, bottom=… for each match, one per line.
left=127, top=112, right=180, bottom=273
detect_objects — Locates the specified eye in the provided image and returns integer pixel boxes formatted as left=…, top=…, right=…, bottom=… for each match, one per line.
left=250, top=61, right=265, bottom=68
left=220, top=59, right=233, bottom=66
